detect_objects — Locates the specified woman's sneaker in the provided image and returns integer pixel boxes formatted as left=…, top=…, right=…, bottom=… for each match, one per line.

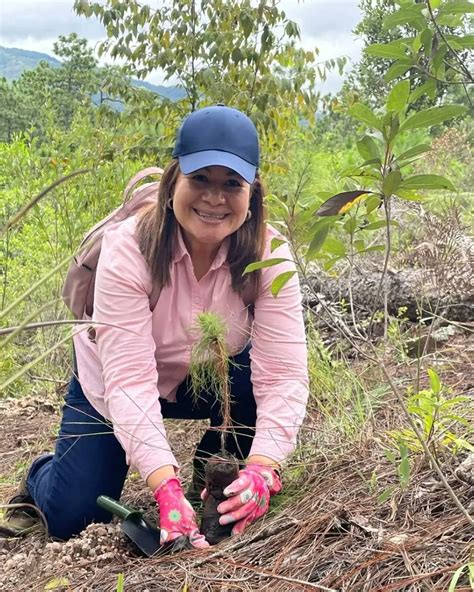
left=0, top=476, right=42, bottom=537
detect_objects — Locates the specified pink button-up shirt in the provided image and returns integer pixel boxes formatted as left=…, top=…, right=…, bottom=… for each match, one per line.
left=73, top=215, right=308, bottom=482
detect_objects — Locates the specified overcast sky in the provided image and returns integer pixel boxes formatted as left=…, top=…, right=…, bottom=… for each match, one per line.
left=0, top=0, right=363, bottom=93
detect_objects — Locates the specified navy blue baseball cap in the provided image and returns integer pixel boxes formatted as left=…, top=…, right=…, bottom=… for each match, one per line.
left=172, top=105, right=259, bottom=183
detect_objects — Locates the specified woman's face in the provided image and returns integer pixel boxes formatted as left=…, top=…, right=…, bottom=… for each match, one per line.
left=171, top=165, right=251, bottom=255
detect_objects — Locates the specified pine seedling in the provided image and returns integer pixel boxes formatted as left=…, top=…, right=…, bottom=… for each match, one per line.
left=189, top=312, right=233, bottom=453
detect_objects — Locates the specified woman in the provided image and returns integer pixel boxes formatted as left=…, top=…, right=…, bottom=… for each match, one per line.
left=3, top=105, right=309, bottom=547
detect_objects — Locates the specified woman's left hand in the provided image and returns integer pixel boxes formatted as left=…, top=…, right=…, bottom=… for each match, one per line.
left=216, top=464, right=282, bottom=535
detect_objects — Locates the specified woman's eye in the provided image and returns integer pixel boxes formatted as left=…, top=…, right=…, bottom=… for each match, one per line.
left=191, top=174, right=208, bottom=182
left=226, top=179, right=242, bottom=188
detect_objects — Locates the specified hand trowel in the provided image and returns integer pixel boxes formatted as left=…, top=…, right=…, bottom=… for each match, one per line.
left=97, top=495, right=163, bottom=557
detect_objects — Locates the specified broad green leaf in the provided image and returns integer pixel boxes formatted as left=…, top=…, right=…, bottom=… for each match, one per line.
left=270, top=237, right=286, bottom=253
left=400, top=174, right=456, bottom=191
left=361, top=220, right=392, bottom=231
left=244, top=258, right=290, bottom=273
left=427, top=368, right=441, bottom=395
left=384, top=62, right=411, bottom=83
left=428, top=0, right=441, bottom=8
left=396, top=144, right=431, bottom=162
left=356, top=135, right=380, bottom=160
left=307, top=220, right=331, bottom=258
left=445, top=34, right=474, bottom=50
left=358, top=245, right=386, bottom=254
left=399, top=105, right=467, bottom=132
left=383, top=5, right=423, bottom=29
left=343, top=216, right=358, bottom=235
left=408, top=79, right=437, bottom=104
left=323, top=257, right=341, bottom=272
left=387, top=80, right=410, bottom=114
left=349, top=103, right=383, bottom=131
left=324, top=237, right=346, bottom=257
left=366, top=195, right=382, bottom=213
left=396, top=189, right=425, bottom=201
left=383, top=170, right=402, bottom=196
left=366, top=42, right=408, bottom=60
left=271, top=271, right=297, bottom=297
left=439, top=1, right=474, bottom=15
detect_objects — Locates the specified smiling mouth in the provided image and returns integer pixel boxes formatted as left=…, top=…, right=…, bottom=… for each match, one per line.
left=194, top=209, right=229, bottom=221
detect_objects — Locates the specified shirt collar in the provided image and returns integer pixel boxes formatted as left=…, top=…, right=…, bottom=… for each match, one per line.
left=173, top=226, right=229, bottom=270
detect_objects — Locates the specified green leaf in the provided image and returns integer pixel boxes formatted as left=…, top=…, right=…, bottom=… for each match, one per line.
left=116, top=573, right=125, bottom=592
left=384, top=62, right=411, bottom=83
left=383, top=5, right=423, bottom=29
left=45, top=578, right=70, bottom=591
left=356, top=135, right=380, bottom=161
left=366, top=42, right=408, bottom=60
left=307, top=220, right=331, bottom=258
left=243, top=258, right=290, bottom=273
left=323, top=257, right=342, bottom=271
left=349, top=103, right=383, bottom=131
left=324, top=237, right=346, bottom=257
left=439, top=1, right=474, bottom=15
left=366, top=195, right=382, bottom=213
left=383, top=170, right=402, bottom=196
left=396, top=189, right=425, bottom=201
left=270, top=237, right=286, bottom=253
left=400, top=174, right=456, bottom=191
left=361, top=220, right=392, bottom=231
left=387, top=80, right=410, bottom=114
left=343, top=216, right=358, bottom=235
left=396, top=144, right=431, bottom=163
left=445, top=34, right=474, bottom=50
left=448, top=565, right=467, bottom=592
left=427, top=368, right=441, bottom=395
left=271, top=271, right=297, bottom=297
left=409, top=79, right=437, bottom=104
left=377, top=486, right=396, bottom=504
left=399, top=105, right=467, bottom=132
left=358, top=245, right=386, bottom=254
left=398, top=442, right=410, bottom=488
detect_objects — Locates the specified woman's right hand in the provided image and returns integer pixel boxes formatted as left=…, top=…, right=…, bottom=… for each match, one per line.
left=154, top=477, right=209, bottom=549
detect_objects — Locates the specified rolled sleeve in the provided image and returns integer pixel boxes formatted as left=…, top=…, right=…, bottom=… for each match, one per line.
left=249, top=235, right=309, bottom=462
left=93, top=222, right=178, bottom=481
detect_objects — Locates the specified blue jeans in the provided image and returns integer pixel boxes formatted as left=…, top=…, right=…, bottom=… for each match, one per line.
left=27, top=346, right=256, bottom=540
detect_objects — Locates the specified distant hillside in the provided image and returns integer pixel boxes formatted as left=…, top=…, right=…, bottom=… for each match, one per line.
left=0, top=46, right=185, bottom=101
left=0, top=47, right=61, bottom=80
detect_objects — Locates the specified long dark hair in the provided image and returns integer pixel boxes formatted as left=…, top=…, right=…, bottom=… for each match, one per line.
left=136, top=159, right=267, bottom=297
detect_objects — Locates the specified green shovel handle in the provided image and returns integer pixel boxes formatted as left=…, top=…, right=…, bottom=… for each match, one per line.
left=97, top=495, right=139, bottom=520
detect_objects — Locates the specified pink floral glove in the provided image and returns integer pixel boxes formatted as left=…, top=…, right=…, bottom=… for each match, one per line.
left=154, top=477, right=209, bottom=549
left=216, top=464, right=282, bottom=535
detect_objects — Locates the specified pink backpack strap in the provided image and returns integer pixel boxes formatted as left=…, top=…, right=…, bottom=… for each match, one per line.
left=123, top=167, right=164, bottom=203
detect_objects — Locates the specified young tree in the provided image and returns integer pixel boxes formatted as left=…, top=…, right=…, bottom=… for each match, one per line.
left=74, top=0, right=338, bottom=167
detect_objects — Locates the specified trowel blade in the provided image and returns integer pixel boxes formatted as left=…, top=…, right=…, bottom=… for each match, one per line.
left=121, top=515, right=162, bottom=557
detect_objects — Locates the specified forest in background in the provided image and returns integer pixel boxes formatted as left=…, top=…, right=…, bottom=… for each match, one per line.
left=0, top=0, right=473, bottom=590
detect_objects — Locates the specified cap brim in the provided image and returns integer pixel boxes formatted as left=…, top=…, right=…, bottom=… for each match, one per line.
left=179, top=150, right=256, bottom=183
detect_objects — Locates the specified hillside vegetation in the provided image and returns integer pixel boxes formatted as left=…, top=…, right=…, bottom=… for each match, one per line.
left=0, top=1, right=473, bottom=590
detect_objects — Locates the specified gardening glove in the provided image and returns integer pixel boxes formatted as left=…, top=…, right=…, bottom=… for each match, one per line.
left=154, top=477, right=209, bottom=549
left=215, top=463, right=282, bottom=535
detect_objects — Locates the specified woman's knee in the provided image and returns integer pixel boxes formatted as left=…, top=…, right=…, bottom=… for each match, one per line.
left=44, top=493, right=113, bottom=540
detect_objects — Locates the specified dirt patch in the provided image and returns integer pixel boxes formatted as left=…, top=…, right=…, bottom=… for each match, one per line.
left=0, top=335, right=473, bottom=591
